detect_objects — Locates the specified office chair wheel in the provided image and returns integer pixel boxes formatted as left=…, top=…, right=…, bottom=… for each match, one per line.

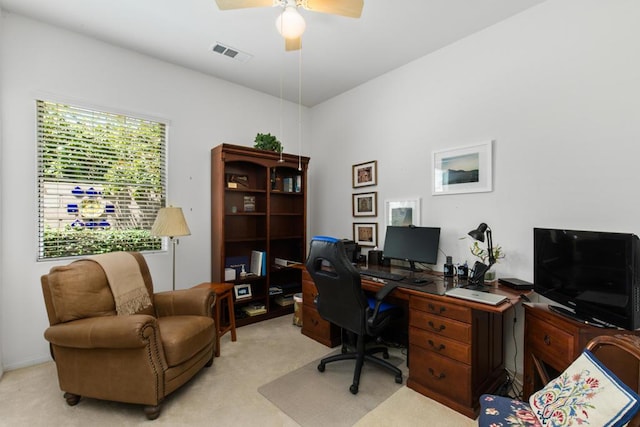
left=350, top=384, right=359, bottom=394
left=317, top=363, right=326, bottom=372
left=395, top=374, right=403, bottom=384
left=341, top=345, right=348, bottom=354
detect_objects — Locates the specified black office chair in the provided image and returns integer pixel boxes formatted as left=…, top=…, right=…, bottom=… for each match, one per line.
left=305, top=236, right=403, bottom=394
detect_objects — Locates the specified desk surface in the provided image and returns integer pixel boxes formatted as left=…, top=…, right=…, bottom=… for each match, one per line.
left=359, top=265, right=525, bottom=313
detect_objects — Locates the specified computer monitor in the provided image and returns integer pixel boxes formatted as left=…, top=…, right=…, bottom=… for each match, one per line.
left=382, top=225, right=441, bottom=272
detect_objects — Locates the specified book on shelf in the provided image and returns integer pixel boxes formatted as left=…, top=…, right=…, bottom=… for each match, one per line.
left=274, top=257, right=301, bottom=268
left=282, top=177, right=293, bottom=192
left=295, top=175, right=301, bottom=192
left=243, top=195, right=255, bottom=212
left=241, top=303, right=267, bottom=316
left=269, top=286, right=283, bottom=295
left=250, top=250, right=266, bottom=276
left=274, top=295, right=294, bottom=306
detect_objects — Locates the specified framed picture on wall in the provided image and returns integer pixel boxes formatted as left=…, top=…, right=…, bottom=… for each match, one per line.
left=384, top=198, right=420, bottom=226
left=432, top=141, right=493, bottom=195
left=353, top=222, right=378, bottom=247
left=352, top=160, right=377, bottom=188
left=352, top=192, right=377, bottom=217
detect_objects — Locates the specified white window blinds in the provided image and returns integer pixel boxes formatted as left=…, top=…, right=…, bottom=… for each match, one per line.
left=37, top=100, right=167, bottom=260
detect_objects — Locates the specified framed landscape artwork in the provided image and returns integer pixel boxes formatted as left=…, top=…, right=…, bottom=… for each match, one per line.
left=353, top=223, right=378, bottom=247
left=384, top=198, right=420, bottom=226
left=352, top=160, right=377, bottom=188
left=432, top=141, right=493, bottom=195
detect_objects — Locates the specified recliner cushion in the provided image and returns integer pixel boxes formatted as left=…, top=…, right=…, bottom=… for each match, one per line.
left=158, top=315, right=215, bottom=367
left=48, top=260, right=116, bottom=322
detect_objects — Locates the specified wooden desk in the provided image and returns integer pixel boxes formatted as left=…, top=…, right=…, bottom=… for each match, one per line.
left=301, top=268, right=523, bottom=419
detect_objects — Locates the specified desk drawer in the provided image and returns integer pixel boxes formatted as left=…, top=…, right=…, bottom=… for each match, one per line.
left=302, top=280, right=318, bottom=308
left=410, top=296, right=471, bottom=323
left=410, top=345, right=471, bottom=406
left=410, top=310, right=471, bottom=343
left=527, top=315, right=575, bottom=366
left=410, top=327, right=471, bottom=364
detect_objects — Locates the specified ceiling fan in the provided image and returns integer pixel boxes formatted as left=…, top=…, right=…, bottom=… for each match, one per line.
left=214, top=0, right=364, bottom=51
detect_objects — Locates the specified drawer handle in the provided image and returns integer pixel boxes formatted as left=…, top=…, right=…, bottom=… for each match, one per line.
left=428, top=368, right=446, bottom=380
left=427, top=303, right=446, bottom=314
left=428, top=321, right=446, bottom=332
left=543, top=334, right=551, bottom=346
left=428, top=340, right=445, bottom=351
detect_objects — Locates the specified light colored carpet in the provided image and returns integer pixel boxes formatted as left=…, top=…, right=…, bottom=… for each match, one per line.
left=0, top=315, right=476, bottom=426
left=259, top=349, right=406, bottom=427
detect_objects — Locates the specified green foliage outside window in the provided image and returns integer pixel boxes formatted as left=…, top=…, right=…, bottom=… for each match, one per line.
left=37, top=100, right=167, bottom=260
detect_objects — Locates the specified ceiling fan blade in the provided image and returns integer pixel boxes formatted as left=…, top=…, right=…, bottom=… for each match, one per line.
left=285, top=38, right=301, bottom=51
left=214, top=0, right=275, bottom=10
left=303, top=0, right=363, bottom=18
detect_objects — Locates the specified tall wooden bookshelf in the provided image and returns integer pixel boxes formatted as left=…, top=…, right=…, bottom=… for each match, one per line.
left=211, top=143, right=309, bottom=326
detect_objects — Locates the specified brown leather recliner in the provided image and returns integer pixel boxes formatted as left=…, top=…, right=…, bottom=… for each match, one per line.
left=40, top=252, right=216, bottom=420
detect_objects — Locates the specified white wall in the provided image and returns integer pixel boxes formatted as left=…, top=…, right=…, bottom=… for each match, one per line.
left=0, top=13, right=311, bottom=370
left=308, top=0, right=640, bottom=376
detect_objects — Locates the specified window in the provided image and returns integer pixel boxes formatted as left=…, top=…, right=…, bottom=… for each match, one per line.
left=37, top=100, right=166, bottom=260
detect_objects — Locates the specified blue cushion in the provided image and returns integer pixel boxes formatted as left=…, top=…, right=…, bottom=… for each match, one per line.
left=367, top=297, right=394, bottom=312
left=479, top=394, right=541, bottom=426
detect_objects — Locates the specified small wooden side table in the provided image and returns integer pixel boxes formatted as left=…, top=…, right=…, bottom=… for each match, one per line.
left=194, top=282, right=237, bottom=357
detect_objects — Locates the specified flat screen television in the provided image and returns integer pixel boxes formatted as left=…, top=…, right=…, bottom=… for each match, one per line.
left=533, top=227, right=640, bottom=330
left=382, top=225, right=441, bottom=271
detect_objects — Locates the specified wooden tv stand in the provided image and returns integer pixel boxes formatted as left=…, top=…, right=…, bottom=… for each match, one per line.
left=302, top=268, right=524, bottom=418
left=523, top=303, right=640, bottom=399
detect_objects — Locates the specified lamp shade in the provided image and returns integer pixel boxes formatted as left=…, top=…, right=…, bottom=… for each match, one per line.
left=275, top=5, right=306, bottom=39
left=468, top=223, right=488, bottom=242
left=151, top=206, right=191, bottom=237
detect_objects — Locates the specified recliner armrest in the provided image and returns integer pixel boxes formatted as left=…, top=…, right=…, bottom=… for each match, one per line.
left=154, top=288, right=216, bottom=318
left=44, top=314, right=157, bottom=349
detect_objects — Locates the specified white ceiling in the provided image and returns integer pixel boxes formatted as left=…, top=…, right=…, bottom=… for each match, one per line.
left=0, top=0, right=545, bottom=106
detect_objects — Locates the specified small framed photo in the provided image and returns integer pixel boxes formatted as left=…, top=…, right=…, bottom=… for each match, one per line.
left=352, top=192, right=377, bottom=217
left=433, top=141, right=493, bottom=195
left=352, top=160, right=377, bottom=188
left=384, top=198, right=420, bottom=226
left=234, top=284, right=252, bottom=300
left=353, top=222, right=378, bottom=247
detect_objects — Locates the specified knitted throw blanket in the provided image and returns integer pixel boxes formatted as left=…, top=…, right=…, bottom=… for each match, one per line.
left=88, top=252, right=151, bottom=315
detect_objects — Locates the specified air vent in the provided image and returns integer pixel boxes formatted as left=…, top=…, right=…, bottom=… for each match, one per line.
left=211, top=43, right=252, bottom=63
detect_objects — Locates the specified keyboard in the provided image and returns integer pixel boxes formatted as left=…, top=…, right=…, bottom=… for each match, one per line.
left=359, top=269, right=405, bottom=281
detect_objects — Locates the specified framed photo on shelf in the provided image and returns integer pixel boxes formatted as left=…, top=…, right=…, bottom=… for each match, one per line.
left=234, top=284, right=252, bottom=300
left=433, top=141, right=493, bottom=195
left=384, top=198, right=420, bottom=226
left=353, top=222, right=378, bottom=247
left=352, top=160, right=377, bottom=188
left=352, top=192, right=377, bottom=217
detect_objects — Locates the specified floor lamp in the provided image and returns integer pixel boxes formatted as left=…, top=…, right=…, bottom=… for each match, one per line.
left=151, top=206, right=191, bottom=290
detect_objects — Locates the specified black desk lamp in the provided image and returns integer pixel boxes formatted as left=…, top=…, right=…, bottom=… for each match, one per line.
left=467, top=222, right=495, bottom=288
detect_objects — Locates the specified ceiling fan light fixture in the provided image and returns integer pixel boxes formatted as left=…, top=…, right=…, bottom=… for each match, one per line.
left=275, top=5, right=306, bottom=39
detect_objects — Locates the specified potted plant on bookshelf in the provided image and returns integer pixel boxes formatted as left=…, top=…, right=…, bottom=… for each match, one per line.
left=253, top=133, right=283, bottom=153
left=470, top=241, right=505, bottom=282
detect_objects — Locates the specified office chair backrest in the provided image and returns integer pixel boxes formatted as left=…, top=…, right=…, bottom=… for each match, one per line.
left=305, top=236, right=369, bottom=335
